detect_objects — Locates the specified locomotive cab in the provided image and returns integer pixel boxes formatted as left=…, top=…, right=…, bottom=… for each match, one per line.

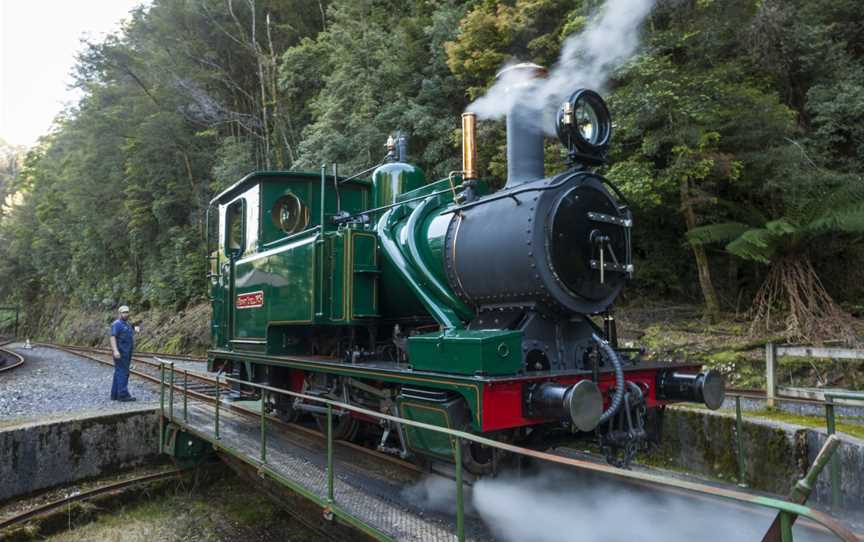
left=208, top=171, right=378, bottom=356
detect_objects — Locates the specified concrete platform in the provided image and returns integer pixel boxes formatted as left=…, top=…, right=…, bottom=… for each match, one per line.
left=0, top=407, right=159, bottom=502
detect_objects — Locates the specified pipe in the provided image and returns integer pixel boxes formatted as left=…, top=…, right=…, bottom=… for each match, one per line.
left=594, top=333, right=625, bottom=425
left=461, top=113, right=477, bottom=180
left=396, top=131, right=409, bottom=162
left=657, top=370, right=725, bottom=410
left=316, top=165, right=326, bottom=318
left=376, top=209, right=464, bottom=330
left=332, top=163, right=341, bottom=215
left=404, top=197, right=474, bottom=321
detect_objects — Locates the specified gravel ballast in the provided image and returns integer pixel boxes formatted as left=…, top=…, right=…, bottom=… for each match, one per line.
left=0, top=344, right=159, bottom=424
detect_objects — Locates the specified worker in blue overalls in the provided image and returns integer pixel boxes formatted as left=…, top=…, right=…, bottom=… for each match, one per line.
left=110, top=305, right=136, bottom=401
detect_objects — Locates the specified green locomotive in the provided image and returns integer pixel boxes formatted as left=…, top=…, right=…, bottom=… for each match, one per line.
left=207, top=64, right=723, bottom=471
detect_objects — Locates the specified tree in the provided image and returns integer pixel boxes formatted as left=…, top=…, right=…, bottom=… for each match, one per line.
left=688, top=165, right=864, bottom=342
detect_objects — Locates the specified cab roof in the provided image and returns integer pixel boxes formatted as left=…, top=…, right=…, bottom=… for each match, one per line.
left=210, top=170, right=371, bottom=206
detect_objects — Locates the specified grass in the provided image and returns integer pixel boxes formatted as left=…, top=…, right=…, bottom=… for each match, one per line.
left=42, top=470, right=326, bottom=542
left=680, top=402, right=864, bottom=440
left=739, top=408, right=864, bottom=440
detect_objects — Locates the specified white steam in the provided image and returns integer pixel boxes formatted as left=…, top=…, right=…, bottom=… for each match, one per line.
left=400, top=475, right=475, bottom=516
left=472, top=468, right=789, bottom=542
left=401, top=467, right=821, bottom=542
left=468, top=0, right=657, bottom=132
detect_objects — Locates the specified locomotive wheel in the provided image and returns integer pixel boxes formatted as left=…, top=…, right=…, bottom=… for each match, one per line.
left=275, top=405, right=299, bottom=423
left=462, top=440, right=495, bottom=475
left=314, top=412, right=360, bottom=441
left=461, top=429, right=516, bottom=476
left=271, top=394, right=299, bottom=423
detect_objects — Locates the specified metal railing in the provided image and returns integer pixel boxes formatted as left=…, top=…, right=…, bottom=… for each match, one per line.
left=157, top=362, right=860, bottom=542
left=728, top=389, right=864, bottom=510
left=765, top=343, right=864, bottom=407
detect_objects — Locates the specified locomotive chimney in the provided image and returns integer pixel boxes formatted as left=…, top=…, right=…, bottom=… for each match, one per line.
left=498, top=62, right=547, bottom=188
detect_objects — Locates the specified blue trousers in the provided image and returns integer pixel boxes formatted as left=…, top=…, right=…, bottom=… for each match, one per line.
left=111, top=352, right=132, bottom=399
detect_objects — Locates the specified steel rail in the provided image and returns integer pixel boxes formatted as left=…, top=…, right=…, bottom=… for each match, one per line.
left=46, top=344, right=423, bottom=477
left=206, top=370, right=861, bottom=542
left=0, top=344, right=24, bottom=373
left=48, top=345, right=225, bottom=401
left=0, top=469, right=185, bottom=530
left=52, top=343, right=204, bottom=362
left=727, top=387, right=847, bottom=407
left=39, top=342, right=862, bottom=539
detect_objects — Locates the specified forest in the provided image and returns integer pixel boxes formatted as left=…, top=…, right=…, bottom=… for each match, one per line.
left=0, top=0, right=862, bottom=344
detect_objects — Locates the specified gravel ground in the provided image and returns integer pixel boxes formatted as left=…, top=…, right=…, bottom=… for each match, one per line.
left=0, top=343, right=159, bottom=424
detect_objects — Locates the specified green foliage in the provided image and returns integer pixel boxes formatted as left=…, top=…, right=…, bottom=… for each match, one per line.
left=0, top=0, right=862, bottom=329
left=285, top=0, right=470, bottom=176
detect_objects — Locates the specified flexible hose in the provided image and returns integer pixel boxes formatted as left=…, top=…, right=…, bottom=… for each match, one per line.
left=593, top=333, right=625, bottom=424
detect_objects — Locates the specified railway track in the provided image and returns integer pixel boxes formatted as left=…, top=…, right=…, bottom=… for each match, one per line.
left=51, top=343, right=205, bottom=363
left=0, top=469, right=185, bottom=531
left=0, top=341, right=24, bottom=373
left=46, top=343, right=425, bottom=478
left=28, top=343, right=864, bottom=540
left=51, top=342, right=857, bottom=476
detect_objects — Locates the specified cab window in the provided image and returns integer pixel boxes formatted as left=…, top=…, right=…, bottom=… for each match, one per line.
left=225, top=200, right=245, bottom=257
left=271, top=193, right=309, bottom=235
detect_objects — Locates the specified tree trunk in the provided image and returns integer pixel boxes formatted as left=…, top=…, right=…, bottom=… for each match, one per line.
left=680, top=177, right=721, bottom=321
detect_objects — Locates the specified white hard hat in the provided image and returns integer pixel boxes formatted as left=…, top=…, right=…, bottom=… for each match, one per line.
left=118, top=305, right=130, bottom=314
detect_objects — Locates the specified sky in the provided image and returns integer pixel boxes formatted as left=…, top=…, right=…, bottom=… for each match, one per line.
left=0, top=0, right=149, bottom=147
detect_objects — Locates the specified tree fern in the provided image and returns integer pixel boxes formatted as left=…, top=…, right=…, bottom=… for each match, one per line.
left=805, top=203, right=864, bottom=234
left=725, top=228, right=781, bottom=264
left=686, top=222, right=751, bottom=246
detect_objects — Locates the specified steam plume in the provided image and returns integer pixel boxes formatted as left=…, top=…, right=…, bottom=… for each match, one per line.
left=472, top=468, right=784, bottom=542
left=468, top=0, right=657, bottom=132
left=401, top=467, right=802, bottom=541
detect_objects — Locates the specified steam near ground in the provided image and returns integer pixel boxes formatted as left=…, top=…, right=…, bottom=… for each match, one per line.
left=469, top=0, right=657, bottom=132
left=402, top=467, right=831, bottom=542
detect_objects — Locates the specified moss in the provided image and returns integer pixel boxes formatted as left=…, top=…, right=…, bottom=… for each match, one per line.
left=68, top=428, right=84, bottom=465
left=37, top=469, right=326, bottom=542
left=160, top=334, right=184, bottom=355
left=655, top=407, right=802, bottom=492
left=740, top=408, right=864, bottom=440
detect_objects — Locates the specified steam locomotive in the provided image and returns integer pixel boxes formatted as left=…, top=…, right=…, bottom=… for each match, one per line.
left=206, top=63, right=724, bottom=472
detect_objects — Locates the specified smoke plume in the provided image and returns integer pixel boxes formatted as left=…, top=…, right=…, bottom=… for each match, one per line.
left=468, top=0, right=657, bottom=132
left=471, top=467, right=797, bottom=542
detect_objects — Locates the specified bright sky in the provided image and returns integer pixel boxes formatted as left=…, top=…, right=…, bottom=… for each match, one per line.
left=0, top=0, right=149, bottom=147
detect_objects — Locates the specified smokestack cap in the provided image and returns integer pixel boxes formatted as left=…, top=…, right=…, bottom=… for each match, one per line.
left=495, top=62, right=548, bottom=85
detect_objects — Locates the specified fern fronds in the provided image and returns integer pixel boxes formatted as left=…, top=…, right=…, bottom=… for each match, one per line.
left=686, top=222, right=751, bottom=245
left=725, top=228, right=781, bottom=263
left=805, top=203, right=864, bottom=234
